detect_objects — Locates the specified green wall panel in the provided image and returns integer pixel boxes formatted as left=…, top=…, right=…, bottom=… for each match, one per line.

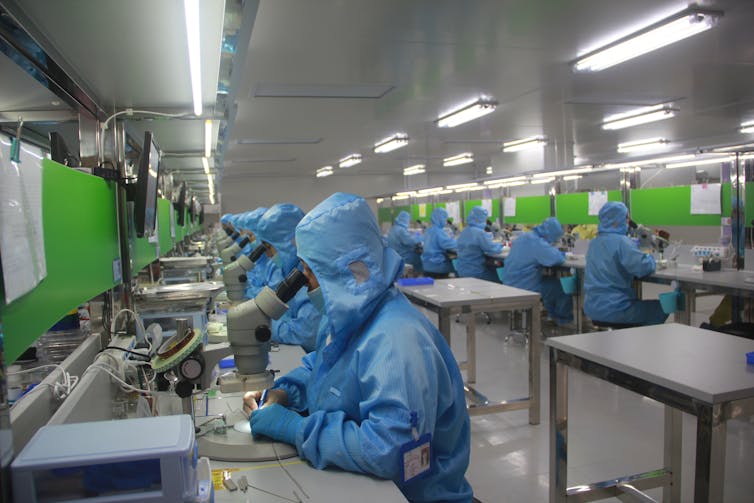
left=463, top=199, right=500, bottom=222
left=410, top=203, right=433, bottom=224
left=377, top=205, right=410, bottom=225
left=131, top=235, right=158, bottom=276
left=1, top=160, right=121, bottom=362
left=746, top=182, right=754, bottom=225
left=555, top=191, right=622, bottom=224
left=630, top=185, right=725, bottom=226
left=158, top=198, right=174, bottom=255
left=503, top=196, right=550, bottom=224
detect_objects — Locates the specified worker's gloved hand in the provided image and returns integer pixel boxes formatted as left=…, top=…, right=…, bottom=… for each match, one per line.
left=250, top=403, right=302, bottom=445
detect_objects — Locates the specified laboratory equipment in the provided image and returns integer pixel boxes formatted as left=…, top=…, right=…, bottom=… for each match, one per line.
left=220, top=235, right=250, bottom=264
left=634, top=225, right=670, bottom=255
left=159, top=256, right=214, bottom=284
left=222, top=243, right=267, bottom=301
left=691, top=245, right=729, bottom=258
left=131, top=130, right=160, bottom=238
left=11, top=414, right=212, bottom=503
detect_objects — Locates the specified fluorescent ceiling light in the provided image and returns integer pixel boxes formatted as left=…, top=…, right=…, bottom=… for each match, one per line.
left=502, top=136, right=547, bottom=152
left=563, top=175, right=583, bottom=181
left=454, top=185, right=484, bottom=193
left=376, top=198, right=384, bottom=204
left=202, top=156, right=211, bottom=176
left=712, top=143, right=754, bottom=153
left=603, top=153, right=696, bottom=170
left=204, top=120, right=212, bottom=158
left=183, top=0, right=202, bottom=116
left=665, top=155, right=731, bottom=169
left=740, top=121, right=754, bottom=134
left=392, top=195, right=410, bottom=201
left=396, top=191, right=417, bottom=197
left=436, top=97, right=497, bottom=128
left=484, top=176, right=527, bottom=185
left=417, top=187, right=445, bottom=194
left=237, top=137, right=322, bottom=145
left=617, top=138, right=669, bottom=153
left=573, top=7, right=721, bottom=72
left=436, top=189, right=454, bottom=195
left=443, top=153, right=474, bottom=167
left=316, top=166, right=334, bottom=178
left=485, top=166, right=493, bottom=174
left=374, top=134, right=409, bottom=153
left=446, top=182, right=480, bottom=190
left=339, top=154, right=362, bottom=168
left=403, top=164, right=425, bottom=176
left=532, top=167, right=593, bottom=178
left=530, top=177, right=554, bottom=184
left=602, top=104, right=677, bottom=130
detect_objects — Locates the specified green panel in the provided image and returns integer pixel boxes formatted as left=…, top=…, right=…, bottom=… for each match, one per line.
left=721, top=182, right=731, bottom=216
left=503, top=196, right=551, bottom=224
left=746, top=183, right=754, bottom=225
left=131, top=235, right=158, bottom=276
left=410, top=203, right=432, bottom=224
left=630, top=185, right=722, bottom=226
left=1, top=160, right=121, bottom=362
left=555, top=191, right=622, bottom=224
left=377, top=205, right=410, bottom=225
left=462, top=199, right=501, bottom=223
left=158, top=198, right=173, bottom=255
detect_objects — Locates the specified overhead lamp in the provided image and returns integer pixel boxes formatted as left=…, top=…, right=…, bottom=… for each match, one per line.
left=602, top=153, right=695, bottom=170
left=487, top=180, right=528, bottom=189
left=436, top=97, right=497, bottom=128
left=484, top=176, right=527, bottom=185
left=183, top=0, right=202, bottom=116
left=617, top=138, right=669, bottom=153
left=502, top=136, right=547, bottom=152
left=446, top=182, right=480, bottom=190
left=532, top=167, right=593, bottom=178
left=374, top=134, right=409, bottom=153
left=443, top=153, right=474, bottom=167
left=530, top=177, right=554, bottom=184
left=619, top=167, right=642, bottom=173
left=454, top=185, right=484, bottom=193
left=740, top=121, right=754, bottom=134
left=392, top=195, right=410, bottom=201
left=204, top=120, right=212, bottom=157
left=563, top=175, right=583, bottom=181
left=602, top=104, right=677, bottom=130
left=436, top=189, right=454, bottom=195
left=339, top=154, right=362, bottom=168
left=202, top=156, right=210, bottom=174
left=376, top=198, right=384, bottom=204
left=665, top=155, right=731, bottom=169
left=417, top=187, right=445, bottom=194
left=485, top=166, right=493, bottom=175
left=403, top=164, right=426, bottom=176
left=316, top=166, right=334, bottom=178
left=712, top=143, right=754, bottom=153
left=573, top=7, right=722, bottom=72
left=396, top=191, right=417, bottom=197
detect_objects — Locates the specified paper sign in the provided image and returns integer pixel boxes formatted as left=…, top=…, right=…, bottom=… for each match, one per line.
left=690, top=183, right=721, bottom=214
left=418, top=203, right=426, bottom=218
left=588, top=191, right=608, bottom=216
left=503, top=197, right=516, bottom=217
left=481, top=198, right=493, bottom=216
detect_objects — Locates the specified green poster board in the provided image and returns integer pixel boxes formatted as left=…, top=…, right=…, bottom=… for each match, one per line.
left=1, top=161, right=121, bottom=362
left=630, top=184, right=730, bottom=226
left=555, top=191, right=622, bottom=224
left=503, top=195, right=551, bottom=225
left=158, top=198, right=174, bottom=255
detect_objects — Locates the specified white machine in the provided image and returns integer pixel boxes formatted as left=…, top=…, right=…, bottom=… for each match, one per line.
left=12, top=415, right=212, bottom=503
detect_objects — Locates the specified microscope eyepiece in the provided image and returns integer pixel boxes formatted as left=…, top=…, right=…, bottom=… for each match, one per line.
left=275, top=268, right=308, bottom=304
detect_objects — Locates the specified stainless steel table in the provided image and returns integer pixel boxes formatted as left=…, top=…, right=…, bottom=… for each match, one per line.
left=546, top=323, right=754, bottom=502
left=398, top=277, right=542, bottom=423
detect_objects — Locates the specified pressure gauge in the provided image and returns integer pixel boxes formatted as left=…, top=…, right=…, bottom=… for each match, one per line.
left=179, top=355, right=204, bottom=381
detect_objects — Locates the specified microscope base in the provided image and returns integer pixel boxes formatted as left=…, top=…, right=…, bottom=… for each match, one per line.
left=195, top=392, right=297, bottom=462
left=219, top=371, right=274, bottom=393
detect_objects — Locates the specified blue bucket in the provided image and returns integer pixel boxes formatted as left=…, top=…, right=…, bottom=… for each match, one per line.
left=560, top=275, right=577, bottom=295
left=659, top=291, right=681, bottom=314
left=496, top=267, right=505, bottom=283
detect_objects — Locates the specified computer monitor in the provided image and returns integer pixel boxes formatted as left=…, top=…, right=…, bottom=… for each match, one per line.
left=133, top=131, right=160, bottom=237
left=48, top=131, right=79, bottom=166
left=199, top=204, right=204, bottom=225
left=175, top=182, right=187, bottom=226
left=188, top=195, right=196, bottom=224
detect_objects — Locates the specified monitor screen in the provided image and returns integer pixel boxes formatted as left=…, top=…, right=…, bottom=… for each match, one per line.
left=133, top=131, right=160, bottom=237
left=176, top=182, right=187, bottom=226
left=199, top=204, right=204, bottom=224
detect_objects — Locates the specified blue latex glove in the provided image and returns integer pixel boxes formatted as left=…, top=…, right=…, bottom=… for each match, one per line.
left=250, top=403, right=302, bottom=445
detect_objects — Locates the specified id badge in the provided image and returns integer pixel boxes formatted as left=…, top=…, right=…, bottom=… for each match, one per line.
left=399, top=433, right=431, bottom=484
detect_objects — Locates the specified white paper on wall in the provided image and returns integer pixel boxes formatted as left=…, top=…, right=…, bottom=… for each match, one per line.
left=503, top=197, right=516, bottom=217
left=445, top=201, right=460, bottom=224
left=481, top=198, right=493, bottom=216
left=588, top=191, right=608, bottom=216
left=690, top=183, right=721, bottom=214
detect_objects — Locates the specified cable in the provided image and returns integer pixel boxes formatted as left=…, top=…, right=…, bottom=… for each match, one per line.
left=101, top=109, right=190, bottom=132
left=8, top=364, right=79, bottom=402
left=272, top=442, right=309, bottom=500
left=111, top=308, right=150, bottom=354
left=101, top=346, right=151, bottom=361
left=84, top=363, right=153, bottom=396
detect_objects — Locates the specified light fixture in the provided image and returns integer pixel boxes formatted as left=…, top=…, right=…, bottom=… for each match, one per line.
left=376, top=198, right=384, bottom=204
left=316, top=166, right=334, bottom=177
left=617, top=138, right=669, bottom=153
left=573, top=7, right=721, bottom=72
left=532, top=167, right=593, bottom=178
left=403, top=164, right=426, bottom=176
left=486, top=180, right=528, bottom=189
left=602, top=104, right=677, bottom=130
left=396, top=191, right=417, bottom=197
left=443, top=153, right=474, bottom=167
left=392, top=195, right=410, bottom=201
left=563, top=175, right=583, bottom=181
left=502, top=136, right=547, bottom=152
left=339, top=154, right=362, bottom=168
left=436, top=189, right=454, bottom=195
left=202, top=156, right=210, bottom=174
left=436, top=97, right=497, bottom=128
left=665, top=155, right=731, bottom=169
left=446, top=182, right=480, bottom=190
left=454, top=185, right=484, bottom=193
left=602, top=153, right=696, bottom=170
left=183, top=0, right=202, bottom=116
left=417, top=187, right=445, bottom=194
left=740, top=121, right=754, bottom=134
left=374, top=134, right=409, bottom=153
left=204, top=120, right=212, bottom=157
left=530, top=177, right=554, bottom=184
left=485, top=166, right=493, bottom=175
left=484, top=176, right=527, bottom=185
left=712, top=143, right=754, bottom=153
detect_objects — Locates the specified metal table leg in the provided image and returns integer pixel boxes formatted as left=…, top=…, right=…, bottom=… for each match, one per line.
left=674, top=286, right=695, bottom=325
left=663, top=406, right=682, bottom=502
left=549, top=348, right=568, bottom=503
left=530, top=304, right=541, bottom=425
left=694, top=403, right=726, bottom=503
left=438, top=308, right=451, bottom=346
left=466, top=313, right=476, bottom=384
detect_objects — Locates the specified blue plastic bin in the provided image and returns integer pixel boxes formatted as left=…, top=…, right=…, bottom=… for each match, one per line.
left=496, top=267, right=505, bottom=283
left=659, top=291, right=681, bottom=314
left=560, top=276, right=577, bottom=295
left=747, top=351, right=754, bottom=365
left=397, top=277, right=434, bottom=287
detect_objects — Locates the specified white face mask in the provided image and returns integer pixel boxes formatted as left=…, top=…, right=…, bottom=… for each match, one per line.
left=307, top=287, right=325, bottom=313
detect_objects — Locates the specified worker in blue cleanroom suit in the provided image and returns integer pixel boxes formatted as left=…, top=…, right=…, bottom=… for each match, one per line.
left=220, top=213, right=233, bottom=229
left=255, top=203, right=320, bottom=352
left=239, top=207, right=270, bottom=300
left=421, top=207, right=458, bottom=278
left=244, top=193, right=472, bottom=503
left=584, top=201, right=668, bottom=326
left=456, top=206, right=503, bottom=282
left=502, top=217, right=573, bottom=325
left=386, top=211, right=422, bottom=275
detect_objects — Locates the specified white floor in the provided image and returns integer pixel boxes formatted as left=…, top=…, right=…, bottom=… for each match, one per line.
left=416, top=287, right=754, bottom=503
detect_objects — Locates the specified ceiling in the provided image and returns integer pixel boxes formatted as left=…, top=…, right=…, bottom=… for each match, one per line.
left=2, top=0, right=754, bottom=207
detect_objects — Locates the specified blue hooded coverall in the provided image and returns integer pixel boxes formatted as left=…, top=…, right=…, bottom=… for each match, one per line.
left=584, top=201, right=668, bottom=326
left=456, top=206, right=503, bottom=282
left=255, top=204, right=321, bottom=352
left=252, top=193, right=473, bottom=502
left=386, top=211, right=422, bottom=274
left=421, top=207, right=458, bottom=276
left=237, top=208, right=270, bottom=300
left=502, top=217, right=573, bottom=325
